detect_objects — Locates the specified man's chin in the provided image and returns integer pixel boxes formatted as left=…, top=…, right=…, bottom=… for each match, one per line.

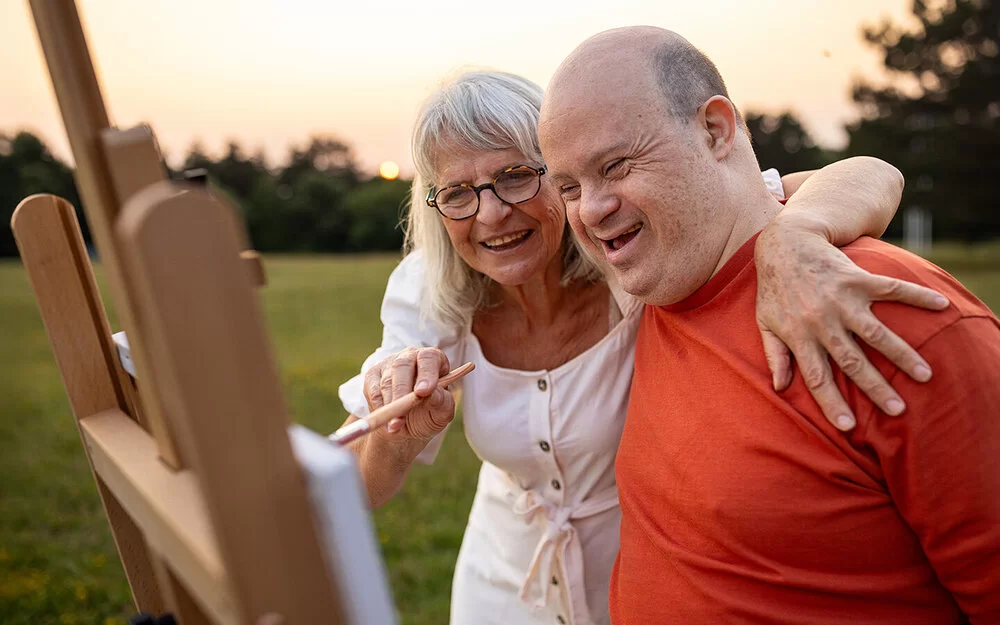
left=587, top=246, right=671, bottom=304
left=616, top=267, right=686, bottom=306
left=615, top=268, right=654, bottom=300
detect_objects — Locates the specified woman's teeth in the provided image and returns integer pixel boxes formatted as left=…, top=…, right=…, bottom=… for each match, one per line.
left=483, top=231, right=530, bottom=249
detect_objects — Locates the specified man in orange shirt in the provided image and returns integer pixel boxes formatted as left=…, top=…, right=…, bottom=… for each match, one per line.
left=539, top=26, right=1000, bottom=624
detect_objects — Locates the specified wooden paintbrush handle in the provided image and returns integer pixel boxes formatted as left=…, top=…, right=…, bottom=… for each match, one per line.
left=329, top=361, right=475, bottom=446
left=436, top=361, right=476, bottom=387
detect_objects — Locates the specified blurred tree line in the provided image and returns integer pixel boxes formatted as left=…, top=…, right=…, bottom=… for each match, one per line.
left=1, top=133, right=409, bottom=257
left=847, top=0, right=999, bottom=240
left=1, top=132, right=83, bottom=258
left=179, top=138, right=408, bottom=253
left=745, top=111, right=837, bottom=174
left=2, top=0, right=996, bottom=256
left=751, top=0, right=998, bottom=242
left=746, top=0, right=1000, bottom=241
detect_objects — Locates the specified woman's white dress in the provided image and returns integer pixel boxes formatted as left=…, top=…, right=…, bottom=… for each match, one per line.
left=339, top=170, right=785, bottom=625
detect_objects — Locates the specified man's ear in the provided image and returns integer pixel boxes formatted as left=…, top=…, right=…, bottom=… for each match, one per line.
left=697, top=96, right=738, bottom=161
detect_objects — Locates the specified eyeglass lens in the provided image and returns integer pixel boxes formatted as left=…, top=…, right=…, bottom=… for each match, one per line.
left=435, top=166, right=542, bottom=217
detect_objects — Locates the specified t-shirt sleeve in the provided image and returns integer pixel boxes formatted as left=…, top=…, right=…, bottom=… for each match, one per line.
left=337, top=251, right=463, bottom=464
left=863, top=316, right=1000, bottom=622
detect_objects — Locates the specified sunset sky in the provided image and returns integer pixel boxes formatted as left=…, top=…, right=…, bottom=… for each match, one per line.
left=2, top=1, right=919, bottom=176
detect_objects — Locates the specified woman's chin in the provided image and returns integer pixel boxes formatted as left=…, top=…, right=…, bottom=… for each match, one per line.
left=463, top=235, right=562, bottom=287
left=480, top=259, right=548, bottom=287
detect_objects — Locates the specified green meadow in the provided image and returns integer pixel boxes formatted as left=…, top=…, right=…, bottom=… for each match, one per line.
left=2, top=248, right=999, bottom=625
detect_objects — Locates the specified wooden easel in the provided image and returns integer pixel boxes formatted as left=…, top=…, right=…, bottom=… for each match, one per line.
left=11, top=2, right=395, bottom=623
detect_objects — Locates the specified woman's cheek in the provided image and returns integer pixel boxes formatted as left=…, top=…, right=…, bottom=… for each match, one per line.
left=543, top=192, right=567, bottom=232
left=545, top=209, right=566, bottom=249
left=442, top=220, right=476, bottom=261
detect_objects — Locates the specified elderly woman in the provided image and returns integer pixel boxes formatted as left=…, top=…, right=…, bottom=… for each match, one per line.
left=337, top=72, right=944, bottom=625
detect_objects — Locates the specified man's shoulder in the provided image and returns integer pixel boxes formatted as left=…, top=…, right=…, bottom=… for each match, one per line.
left=842, top=237, right=997, bottom=347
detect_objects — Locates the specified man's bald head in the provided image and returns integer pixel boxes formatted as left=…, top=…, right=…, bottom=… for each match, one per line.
left=545, top=26, right=736, bottom=126
left=539, top=26, right=777, bottom=307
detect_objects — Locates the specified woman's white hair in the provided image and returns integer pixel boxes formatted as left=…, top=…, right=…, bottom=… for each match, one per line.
left=404, top=70, right=603, bottom=330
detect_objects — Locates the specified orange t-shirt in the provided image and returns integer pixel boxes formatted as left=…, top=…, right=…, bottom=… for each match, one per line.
left=610, top=234, right=1000, bottom=624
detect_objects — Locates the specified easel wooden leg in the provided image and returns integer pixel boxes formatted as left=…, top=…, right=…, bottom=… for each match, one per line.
left=10, top=194, right=165, bottom=614
left=149, top=553, right=213, bottom=625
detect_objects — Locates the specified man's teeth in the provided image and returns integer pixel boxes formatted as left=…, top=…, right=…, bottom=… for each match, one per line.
left=484, top=231, right=529, bottom=248
left=608, top=224, right=642, bottom=250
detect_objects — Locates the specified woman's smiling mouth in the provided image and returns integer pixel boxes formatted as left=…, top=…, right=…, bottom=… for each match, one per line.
left=482, top=230, right=532, bottom=251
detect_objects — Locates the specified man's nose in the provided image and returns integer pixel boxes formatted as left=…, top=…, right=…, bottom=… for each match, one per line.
left=476, top=188, right=511, bottom=226
left=576, top=187, right=619, bottom=228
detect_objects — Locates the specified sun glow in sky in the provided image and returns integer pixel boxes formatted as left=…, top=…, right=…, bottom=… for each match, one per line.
left=378, top=160, right=400, bottom=180
left=3, top=1, right=917, bottom=177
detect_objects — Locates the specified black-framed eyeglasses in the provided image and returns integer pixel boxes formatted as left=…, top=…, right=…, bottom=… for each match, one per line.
left=426, top=164, right=547, bottom=220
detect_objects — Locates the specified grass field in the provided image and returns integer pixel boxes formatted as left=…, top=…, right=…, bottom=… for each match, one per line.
left=2, top=248, right=1000, bottom=625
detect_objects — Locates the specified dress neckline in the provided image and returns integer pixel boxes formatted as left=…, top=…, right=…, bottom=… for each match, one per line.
left=465, top=294, right=638, bottom=378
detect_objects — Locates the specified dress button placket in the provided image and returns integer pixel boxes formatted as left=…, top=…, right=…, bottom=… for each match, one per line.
left=532, top=375, right=564, bottom=504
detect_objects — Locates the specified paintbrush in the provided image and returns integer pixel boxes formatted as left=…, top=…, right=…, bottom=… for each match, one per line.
left=329, top=362, right=475, bottom=446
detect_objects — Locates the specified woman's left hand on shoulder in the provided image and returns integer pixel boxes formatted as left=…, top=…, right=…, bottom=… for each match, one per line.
left=754, top=216, right=950, bottom=432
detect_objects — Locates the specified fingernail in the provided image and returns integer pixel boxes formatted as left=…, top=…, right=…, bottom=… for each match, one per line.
left=415, top=381, right=431, bottom=393
left=914, top=364, right=932, bottom=382
left=886, top=398, right=905, bottom=415
left=772, top=374, right=780, bottom=391
left=934, top=295, right=949, bottom=308
left=836, top=414, right=856, bottom=431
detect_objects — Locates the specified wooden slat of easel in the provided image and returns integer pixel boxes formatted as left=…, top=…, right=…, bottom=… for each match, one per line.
left=117, top=181, right=345, bottom=624
left=10, top=194, right=165, bottom=613
left=28, top=0, right=185, bottom=468
left=82, top=409, right=236, bottom=624
left=11, top=192, right=230, bottom=624
left=10, top=192, right=279, bottom=624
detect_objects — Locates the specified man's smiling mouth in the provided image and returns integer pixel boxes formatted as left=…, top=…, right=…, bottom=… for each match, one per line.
left=603, top=223, right=642, bottom=252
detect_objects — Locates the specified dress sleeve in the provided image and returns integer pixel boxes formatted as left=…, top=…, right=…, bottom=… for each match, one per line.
left=761, top=168, right=785, bottom=200
left=862, top=316, right=1000, bottom=622
left=337, top=251, right=463, bottom=464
